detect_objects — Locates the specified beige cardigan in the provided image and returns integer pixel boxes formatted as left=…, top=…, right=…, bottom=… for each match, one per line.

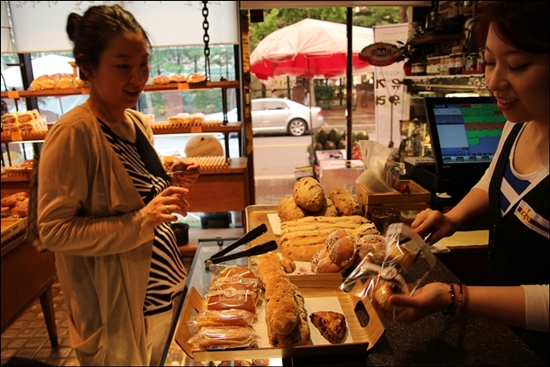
left=38, top=102, right=156, bottom=365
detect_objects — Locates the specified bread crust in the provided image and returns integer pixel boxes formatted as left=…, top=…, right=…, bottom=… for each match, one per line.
left=278, top=196, right=308, bottom=222
left=293, top=177, right=326, bottom=212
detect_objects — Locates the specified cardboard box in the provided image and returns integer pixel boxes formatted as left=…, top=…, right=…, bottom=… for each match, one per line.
left=174, top=274, right=384, bottom=362
left=315, top=149, right=346, bottom=162
left=355, top=178, right=431, bottom=219
left=319, top=159, right=364, bottom=195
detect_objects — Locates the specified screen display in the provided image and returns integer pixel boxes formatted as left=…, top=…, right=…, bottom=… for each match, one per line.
left=424, top=97, right=506, bottom=173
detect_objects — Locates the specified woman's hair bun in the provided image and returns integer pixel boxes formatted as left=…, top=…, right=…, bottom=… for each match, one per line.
left=66, top=12, right=82, bottom=42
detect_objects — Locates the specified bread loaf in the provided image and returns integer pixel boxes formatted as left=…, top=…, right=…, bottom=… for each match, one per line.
left=258, top=253, right=310, bottom=345
left=293, top=177, right=326, bottom=212
left=267, top=285, right=310, bottom=347
left=278, top=196, right=308, bottom=222
left=329, top=188, right=361, bottom=216
left=206, top=283, right=257, bottom=314
left=310, top=197, right=339, bottom=217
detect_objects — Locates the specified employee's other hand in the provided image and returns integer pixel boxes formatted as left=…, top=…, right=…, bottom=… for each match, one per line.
left=411, top=208, right=459, bottom=246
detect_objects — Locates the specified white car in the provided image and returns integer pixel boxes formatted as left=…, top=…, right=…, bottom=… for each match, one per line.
left=205, top=98, right=324, bottom=136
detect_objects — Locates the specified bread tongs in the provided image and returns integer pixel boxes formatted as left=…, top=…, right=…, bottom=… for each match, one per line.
left=204, top=223, right=277, bottom=268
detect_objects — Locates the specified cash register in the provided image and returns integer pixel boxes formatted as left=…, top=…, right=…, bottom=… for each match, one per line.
left=405, top=96, right=506, bottom=219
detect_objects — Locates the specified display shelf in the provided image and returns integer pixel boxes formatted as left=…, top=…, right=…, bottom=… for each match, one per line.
left=150, top=122, right=241, bottom=135
left=403, top=74, right=484, bottom=80
left=0, top=80, right=240, bottom=99
left=412, top=34, right=463, bottom=46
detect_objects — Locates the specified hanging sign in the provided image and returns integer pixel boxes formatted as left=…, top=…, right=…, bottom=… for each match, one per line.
left=358, top=42, right=401, bottom=67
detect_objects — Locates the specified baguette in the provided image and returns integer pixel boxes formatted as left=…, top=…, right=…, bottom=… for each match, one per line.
left=267, top=285, right=311, bottom=347
left=281, top=215, right=368, bottom=228
left=258, top=253, right=301, bottom=337
left=281, top=243, right=325, bottom=261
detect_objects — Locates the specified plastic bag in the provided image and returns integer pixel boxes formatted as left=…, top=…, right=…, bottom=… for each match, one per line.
left=187, top=326, right=259, bottom=350
left=340, top=223, right=436, bottom=318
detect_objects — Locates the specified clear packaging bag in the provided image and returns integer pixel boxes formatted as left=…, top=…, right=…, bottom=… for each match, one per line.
left=340, top=223, right=436, bottom=318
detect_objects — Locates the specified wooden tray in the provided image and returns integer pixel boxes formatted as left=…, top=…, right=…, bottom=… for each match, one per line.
left=174, top=274, right=384, bottom=362
left=1, top=217, right=27, bottom=246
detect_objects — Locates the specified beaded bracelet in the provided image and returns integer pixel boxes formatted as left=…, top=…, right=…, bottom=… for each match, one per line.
left=442, top=282, right=456, bottom=316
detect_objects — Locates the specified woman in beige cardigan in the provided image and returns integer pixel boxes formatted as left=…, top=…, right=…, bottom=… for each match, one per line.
left=37, top=5, right=199, bottom=365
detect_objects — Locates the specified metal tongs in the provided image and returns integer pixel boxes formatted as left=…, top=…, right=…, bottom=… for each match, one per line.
left=204, top=223, right=277, bottom=268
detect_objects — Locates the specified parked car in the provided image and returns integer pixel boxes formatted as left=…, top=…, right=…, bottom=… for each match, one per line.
left=205, top=98, right=324, bottom=136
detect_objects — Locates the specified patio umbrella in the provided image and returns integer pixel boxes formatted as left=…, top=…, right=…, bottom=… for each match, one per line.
left=250, top=18, right=374, bottom=81
left=250, top=18, right=374, bottom=162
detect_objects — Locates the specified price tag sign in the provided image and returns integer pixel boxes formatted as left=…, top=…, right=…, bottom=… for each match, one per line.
left=11, top=131, right=23, bottom=142
left=177, top=83, right=189, bottom=90
left=190, top=126, right=202, bottom=133
left=7, top=91, right=20, bottom=99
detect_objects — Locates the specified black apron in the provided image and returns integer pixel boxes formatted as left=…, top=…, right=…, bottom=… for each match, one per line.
left=487, top=122, right=550, bottom=364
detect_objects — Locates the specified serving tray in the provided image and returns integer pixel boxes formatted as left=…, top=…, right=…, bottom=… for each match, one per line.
left=174, top=274, right=384, bottom=362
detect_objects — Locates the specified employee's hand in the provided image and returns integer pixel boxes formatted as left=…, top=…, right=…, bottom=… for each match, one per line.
left=382, top=282, right=450, bottom=323
left=168, top=159, right=200, bottom=187
left=146, top=186, right=191, bottom=228
left=411, top=209, right=459, bottom=245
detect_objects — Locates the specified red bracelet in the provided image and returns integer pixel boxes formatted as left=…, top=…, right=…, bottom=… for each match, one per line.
left=459, top=284, right=470, bottom=315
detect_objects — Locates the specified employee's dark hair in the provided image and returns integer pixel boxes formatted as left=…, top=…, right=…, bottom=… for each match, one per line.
left=66, top=4, right=152, bottom=81
left=475, top=1, right=549, bottom=54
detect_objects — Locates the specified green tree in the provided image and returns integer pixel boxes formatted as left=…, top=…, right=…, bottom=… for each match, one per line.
left=249, top=7, right=401, bottom=50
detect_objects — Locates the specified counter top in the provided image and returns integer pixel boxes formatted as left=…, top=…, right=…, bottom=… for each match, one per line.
left=161, top=208, right=546, bottom=366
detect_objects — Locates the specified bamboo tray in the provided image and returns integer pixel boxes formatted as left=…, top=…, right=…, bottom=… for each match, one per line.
left=174, top=274, right=384, bottom=362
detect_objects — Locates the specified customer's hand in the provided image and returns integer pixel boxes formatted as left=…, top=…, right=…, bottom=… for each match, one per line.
left=411, top=209, right=459, bottom=245
left=169, top=159, right=200, bottom=187
left=146, top=186, right=191, bottom=228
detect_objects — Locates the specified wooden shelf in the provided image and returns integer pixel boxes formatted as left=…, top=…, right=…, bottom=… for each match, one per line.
left=1, top=122, right=242, bottom=143
left=150, top=122, right=241, bottom=135
left=412, top=34, right=463, bottom=46
left=404, top=74, right=484, bottom=80
left=0, top=80, right=240, bottom=99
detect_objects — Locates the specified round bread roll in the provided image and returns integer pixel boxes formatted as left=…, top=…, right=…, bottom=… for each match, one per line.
left=387, top=244, right=418, bottom=269
left=206, top=283, right=257, bottom=314
left=293, top=177, right=326, bottom=212
left=328, top=236, right=356, bottom=269
left=352, top=222, right=379, bottom=237
left=277, top=196, right=308, bottom=222
left=1, top=196, right=17, bottom=208
left=315, top=256, right=342, bottom=274
left=310, top=248, right=328, bottom=273
left=373, top=281, right=405, bottom=312
left=325, top=229, right=348, bottom=252
left=355, top=234, right=386, bottom=262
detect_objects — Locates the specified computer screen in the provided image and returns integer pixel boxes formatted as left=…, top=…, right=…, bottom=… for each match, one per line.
left=424, top=97, right=506, bottom=174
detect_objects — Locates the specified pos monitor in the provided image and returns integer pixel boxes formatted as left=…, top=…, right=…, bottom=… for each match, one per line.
left=423, top=97, right=506, bottom=176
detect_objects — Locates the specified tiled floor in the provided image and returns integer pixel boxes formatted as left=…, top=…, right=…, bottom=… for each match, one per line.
left=1, top=177, right=294, bottom=366
left=1, top=280, right=79, bottom=366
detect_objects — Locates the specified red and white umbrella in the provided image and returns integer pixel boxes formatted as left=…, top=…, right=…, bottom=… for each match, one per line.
left=250, top=18, right=374, bottom=81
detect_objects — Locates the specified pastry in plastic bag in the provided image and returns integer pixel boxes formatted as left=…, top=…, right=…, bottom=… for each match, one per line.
left=188, top=309, right=256, bottom=331
left=188, top=326, right=259, bottom=350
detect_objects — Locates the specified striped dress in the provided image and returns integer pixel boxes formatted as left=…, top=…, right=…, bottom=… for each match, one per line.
left=99, top=120, right=187, bottom=316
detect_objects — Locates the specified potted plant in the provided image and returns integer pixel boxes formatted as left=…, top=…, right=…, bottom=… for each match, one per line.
left=395, top=31, right=426, bottom=76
